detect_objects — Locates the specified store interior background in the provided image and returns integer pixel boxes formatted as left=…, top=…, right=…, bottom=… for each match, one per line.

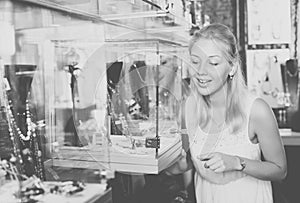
left=0, top=0, right=300, bottom=203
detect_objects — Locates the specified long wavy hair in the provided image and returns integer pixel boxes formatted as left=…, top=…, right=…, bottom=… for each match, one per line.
left=189, top=23, right=248, bottom=133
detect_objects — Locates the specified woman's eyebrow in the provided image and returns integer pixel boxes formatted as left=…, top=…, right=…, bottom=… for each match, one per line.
left=208, top=55, right=221, bottom=59
left=190, top=54, right=201, bottom=59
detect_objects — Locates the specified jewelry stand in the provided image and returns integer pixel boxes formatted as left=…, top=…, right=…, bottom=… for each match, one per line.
left=285, top=59, right=300, bottom=132
left=64, top=64, right=81, bottom=146
left=280, top=59, right=300, bottom=131
left=285, top=59, right=299, bottom=110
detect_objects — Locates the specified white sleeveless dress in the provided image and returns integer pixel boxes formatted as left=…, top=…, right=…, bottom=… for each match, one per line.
left=188, top=96, right=273, bottom=203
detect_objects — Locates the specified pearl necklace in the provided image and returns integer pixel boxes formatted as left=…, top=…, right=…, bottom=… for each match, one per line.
left=7, top=100, right=36, bottom=141
left=6, top=96, right=44, bottom=180
left=284, top=65, right=300, bottom=109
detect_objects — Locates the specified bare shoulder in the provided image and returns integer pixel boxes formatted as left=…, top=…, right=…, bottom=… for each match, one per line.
left=249, top=97, right=279, bottom=138
left=250, top=97, right=275, bottom=122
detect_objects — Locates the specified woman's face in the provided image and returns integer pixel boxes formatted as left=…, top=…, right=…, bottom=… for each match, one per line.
left=189, top=38, right=232, bottom=97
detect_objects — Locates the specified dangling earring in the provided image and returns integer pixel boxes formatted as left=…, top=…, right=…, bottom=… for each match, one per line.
left=229, top=74, right=234, bottom=80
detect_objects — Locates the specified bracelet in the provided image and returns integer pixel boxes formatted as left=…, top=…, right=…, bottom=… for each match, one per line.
left=23, top=187, right=45, bottom=196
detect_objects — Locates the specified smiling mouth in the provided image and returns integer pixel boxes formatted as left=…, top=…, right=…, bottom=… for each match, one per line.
left=198, top=79, right=211, bottom=84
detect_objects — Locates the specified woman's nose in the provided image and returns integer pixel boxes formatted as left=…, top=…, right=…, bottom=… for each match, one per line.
left=190, top=61, right=208, bottom=76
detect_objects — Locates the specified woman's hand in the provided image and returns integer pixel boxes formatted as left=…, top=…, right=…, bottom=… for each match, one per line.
left=198, top=152, right=240, bottom=173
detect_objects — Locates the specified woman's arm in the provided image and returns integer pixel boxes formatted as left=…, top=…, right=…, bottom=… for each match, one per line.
left=240, top=98, right=287, bottom=181
left=199, top=98, right=287, bottom=181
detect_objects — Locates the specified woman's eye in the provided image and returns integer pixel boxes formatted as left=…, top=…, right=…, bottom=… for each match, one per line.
left=209, top=62, right=219, bottom=66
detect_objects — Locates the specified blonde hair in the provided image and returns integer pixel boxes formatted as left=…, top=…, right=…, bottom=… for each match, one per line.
left=189, top=23, right=248, bottom=133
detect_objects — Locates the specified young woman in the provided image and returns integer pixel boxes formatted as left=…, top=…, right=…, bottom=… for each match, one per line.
left=167, top=23, right=287, bottom=203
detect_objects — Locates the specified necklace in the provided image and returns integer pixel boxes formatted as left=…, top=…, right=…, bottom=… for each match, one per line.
left=7, top=99, right=34, bottom=142
left=6, top=93, right=44, bottom=180
left=258, top=55, right=281, bottom=98
left=286, top=66, right=299, bottom=77
left=211, top=117, right=226, bottom=130
left=198, top=123, right=225, bottom=156
left=131, top=63, right=146, bottom=84
left=5, top=102, right=24, bottom=164
left=284, top=65, right=300, bottom=109
left=251, top=53, right=270, bottom=93
left=261, top=75, right=279, bottom=98
left=0, top=62, right=24, bottom=177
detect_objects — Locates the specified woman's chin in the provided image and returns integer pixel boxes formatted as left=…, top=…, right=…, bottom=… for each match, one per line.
left=196, top=87, right=211, bottom=96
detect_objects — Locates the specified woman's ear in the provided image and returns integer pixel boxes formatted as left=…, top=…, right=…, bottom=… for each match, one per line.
left=229, top=63, right=237, bottom=77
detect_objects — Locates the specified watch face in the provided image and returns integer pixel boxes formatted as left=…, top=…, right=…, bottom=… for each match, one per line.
left=240, top=158, right=246, bottom=171
left=237, top=156, right=246, bottom=171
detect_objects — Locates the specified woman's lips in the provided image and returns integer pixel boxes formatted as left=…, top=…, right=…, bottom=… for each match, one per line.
left=197, top=78, right=211, bottom=87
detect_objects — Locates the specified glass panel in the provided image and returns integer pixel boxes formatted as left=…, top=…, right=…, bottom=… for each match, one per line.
left=0, top=1, right=110, bottom=184
left=103, top=40, right=184, bottom=174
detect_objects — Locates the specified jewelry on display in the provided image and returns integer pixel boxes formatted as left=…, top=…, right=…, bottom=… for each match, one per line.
left=271, top=23, right=281, bottom=40
left=22, top=187, right=45, bottom=196
left=286, top=64, right=299, bottom=77
left=261, top=79, right=279, bottom=98
left=49, top=180, right=85, bottom=195
left=1, top=74, right=24, bottom=172
left=7, top=99, right=35, bottom=142
left=5, top=92, right=44, bottom=180
left=251, top=53, right=269, bottom=92
left=284, top=62, right=300, bottom=109
left=6, top=103, right=23, bottom=166
left=253, top=53, right=285, bottom=103
left=0, top=159, right=28, bottom=180
left=131, top=63, right=146, bottom=84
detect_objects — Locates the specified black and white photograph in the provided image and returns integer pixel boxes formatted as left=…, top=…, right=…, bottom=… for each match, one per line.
left=0, top=0, right=299, bottom=202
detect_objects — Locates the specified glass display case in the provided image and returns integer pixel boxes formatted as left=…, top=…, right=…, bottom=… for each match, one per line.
left=0, top=1, right=191, bottom=202
left=104, top=39, right=186, bottom=173
left=0, top=0, right=189, bottom=182
left=0, top=0, right=110, bottom=186
left=47, top=39, right=186, bottom=174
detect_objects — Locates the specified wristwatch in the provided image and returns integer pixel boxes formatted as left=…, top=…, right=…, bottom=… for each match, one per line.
left=236, top=156, right=246, bottom=171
